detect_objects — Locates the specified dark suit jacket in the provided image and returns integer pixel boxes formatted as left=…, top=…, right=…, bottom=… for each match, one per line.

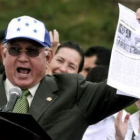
left=0, top=73, right=137, bottom=140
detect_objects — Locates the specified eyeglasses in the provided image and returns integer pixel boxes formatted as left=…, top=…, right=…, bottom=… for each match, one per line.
left=6, top=46, right=44, bottom=57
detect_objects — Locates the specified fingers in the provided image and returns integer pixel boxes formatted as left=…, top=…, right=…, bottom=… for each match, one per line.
left=123, top=113, right=130, bottom=124
left=138, top=125, right=140, bottom=133
left=116, top=110, right=123, bottom=122
left=136, top=8, right=140, bottom=20
left=49, top=31, right=53, bottom=42
left=115, top=111, right=122, bottom=129
left=49, top=29, right=60, bottom=45
left=49, top=29, right=60, bottom=54
left=116, top=111, right=130, bottom=124
left=53, top=29, right=59, bottom=43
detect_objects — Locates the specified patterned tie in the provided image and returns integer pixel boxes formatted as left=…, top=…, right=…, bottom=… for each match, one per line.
left=13, top=89, right=30, bottom=114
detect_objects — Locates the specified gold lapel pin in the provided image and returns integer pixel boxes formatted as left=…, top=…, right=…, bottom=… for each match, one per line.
left=46, top=97, right=52, bottom=101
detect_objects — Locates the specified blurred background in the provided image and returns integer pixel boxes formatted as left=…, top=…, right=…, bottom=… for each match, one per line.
left=0, top=0, right=139, bottom=113
left=0, top=0, right=139, bottom=51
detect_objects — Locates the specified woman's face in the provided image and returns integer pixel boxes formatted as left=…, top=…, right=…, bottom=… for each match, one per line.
left=50, top=48, right=82, bottom=74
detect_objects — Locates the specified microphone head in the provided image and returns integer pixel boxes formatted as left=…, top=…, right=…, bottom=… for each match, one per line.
left=9, top=87, right=22, bottom=98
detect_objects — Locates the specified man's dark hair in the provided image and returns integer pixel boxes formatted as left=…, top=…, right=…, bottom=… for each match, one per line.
left=0, top=29, right=6, bottom=42
left=55, top=41, right=84, bottom=73
left=86, top=65, right=109, bottom=83
left=84, top=46, right=111, bottom=66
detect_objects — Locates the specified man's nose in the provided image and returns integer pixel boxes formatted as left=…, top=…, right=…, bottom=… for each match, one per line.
left=18, top=51, right=29, bottom=61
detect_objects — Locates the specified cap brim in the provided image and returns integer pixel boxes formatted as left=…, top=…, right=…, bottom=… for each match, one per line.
left=3, top=37, right=51, bottom=47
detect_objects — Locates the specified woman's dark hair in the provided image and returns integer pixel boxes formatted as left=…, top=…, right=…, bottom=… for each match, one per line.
left=55, top=41, right=84, bottom=73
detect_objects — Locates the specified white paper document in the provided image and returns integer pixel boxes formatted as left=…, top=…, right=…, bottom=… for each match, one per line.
left=107, top=3, right=140, bottom=98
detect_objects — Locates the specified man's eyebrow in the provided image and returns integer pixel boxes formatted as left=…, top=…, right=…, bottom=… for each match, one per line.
left=9, top=42, right=20, bottom=46
left=27, top=45, right=40, bottom=48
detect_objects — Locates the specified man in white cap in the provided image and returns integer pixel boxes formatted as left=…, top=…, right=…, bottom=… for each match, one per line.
left=0, top=15, right=137, bottom=140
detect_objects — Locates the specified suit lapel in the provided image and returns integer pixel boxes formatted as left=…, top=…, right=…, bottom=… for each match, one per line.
left=0, top=74, right=7, bottom=110
left=29, top=75, right=58, bottom=121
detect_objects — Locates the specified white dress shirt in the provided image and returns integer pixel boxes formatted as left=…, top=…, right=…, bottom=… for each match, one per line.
left=4, top=78, right=40, bottom=106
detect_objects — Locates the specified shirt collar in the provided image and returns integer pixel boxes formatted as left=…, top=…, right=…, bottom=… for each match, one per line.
left=4, top=78, right=40, bottom=100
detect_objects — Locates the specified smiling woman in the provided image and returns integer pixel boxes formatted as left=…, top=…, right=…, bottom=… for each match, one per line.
left=46, top=41, right=84, bottom=75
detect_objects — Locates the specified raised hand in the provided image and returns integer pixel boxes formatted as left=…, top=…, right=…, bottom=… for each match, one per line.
left=49, top=29, right=60, bottom=55
left=115, top=110, right=130, bottom=140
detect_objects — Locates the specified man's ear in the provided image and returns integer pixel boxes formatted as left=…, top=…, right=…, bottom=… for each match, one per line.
left=45, top=49, right=53, bottom=63
left=1, top=47, right=7, bottom=66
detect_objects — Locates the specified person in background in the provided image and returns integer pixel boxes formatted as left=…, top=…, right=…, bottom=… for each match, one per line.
left=80, top=46, right=111, bottom=77
left=46, top=41, right=84, bottom=75
left=82, top=65, right=127, bottom=140
left=86, top=65, right=109, bottom=83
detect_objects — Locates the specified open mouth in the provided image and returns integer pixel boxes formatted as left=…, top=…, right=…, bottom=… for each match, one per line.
left=17, top=67, right=31, bottom=74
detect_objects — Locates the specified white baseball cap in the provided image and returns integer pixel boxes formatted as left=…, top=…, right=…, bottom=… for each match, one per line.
left=4, top=15, right=51, bottom=47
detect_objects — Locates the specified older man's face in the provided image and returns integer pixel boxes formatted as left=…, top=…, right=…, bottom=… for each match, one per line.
left=2, top=39, right=51, bottom=89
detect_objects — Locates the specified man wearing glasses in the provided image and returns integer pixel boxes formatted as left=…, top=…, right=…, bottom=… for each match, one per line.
left=0, top=15, right=138, bottom=140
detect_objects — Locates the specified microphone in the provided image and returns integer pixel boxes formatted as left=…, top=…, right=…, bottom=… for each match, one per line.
left=5, top=87, right=22, bottom=112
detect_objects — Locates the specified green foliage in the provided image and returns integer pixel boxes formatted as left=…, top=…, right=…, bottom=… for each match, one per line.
left=125, top=104, right=139, bottom=114
left=0, top=0, right=136, bottom=50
